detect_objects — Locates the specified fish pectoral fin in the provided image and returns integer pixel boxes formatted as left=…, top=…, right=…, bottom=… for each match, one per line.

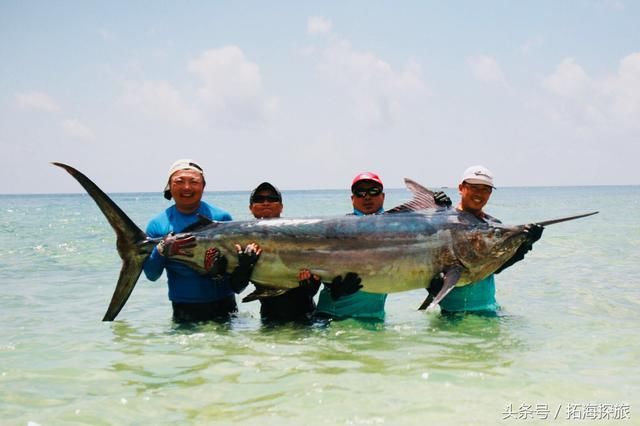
left=242, top=287, right=290, bottom=303
left=418, top=266, right=464, bottom=311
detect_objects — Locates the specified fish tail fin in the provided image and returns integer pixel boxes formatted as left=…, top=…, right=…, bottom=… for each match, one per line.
left=52, top=162, right=155, bottom=321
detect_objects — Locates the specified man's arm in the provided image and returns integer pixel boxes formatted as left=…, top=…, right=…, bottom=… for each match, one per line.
left=495, top=224, right=544, bottom=274
left=229, top=243, right=261, bottom=293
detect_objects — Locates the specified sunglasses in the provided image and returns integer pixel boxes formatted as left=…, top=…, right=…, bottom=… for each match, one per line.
left=353, top=187, right=383, bottom=198
left=252, top=195, right=281, bottom=203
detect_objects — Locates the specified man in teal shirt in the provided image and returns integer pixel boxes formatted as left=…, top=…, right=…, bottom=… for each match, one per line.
left=315, top=172, right=388, bottom=320
left=316, top=172, right=453, bottom=321
left=434, top=165, right=543, bottom=315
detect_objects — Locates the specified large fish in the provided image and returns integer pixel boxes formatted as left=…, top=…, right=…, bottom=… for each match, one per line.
left=53, top=162, right=597, bottom=321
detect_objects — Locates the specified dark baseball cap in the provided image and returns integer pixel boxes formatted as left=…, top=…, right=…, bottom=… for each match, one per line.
left=250, top=182, right=282, bottom=203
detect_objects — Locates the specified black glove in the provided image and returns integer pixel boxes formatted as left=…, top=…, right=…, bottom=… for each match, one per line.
left=158, top=233, right=196, bottom=257
left=433, top=191, right=452, bottom=208
left=230, top=244, right=261, bottom=293
left=204, top=247, right=228, bottom=277
left=524, top=223, right=544, bottom=244
left=298, top=272, right=321, bottom=295
left=495, top=224, right=544, bottom=274
left=428, top=273, right=444, bottom=297
left=327, top=272, right=363, bottom=301
left=237, top=244, right=261, bottom=270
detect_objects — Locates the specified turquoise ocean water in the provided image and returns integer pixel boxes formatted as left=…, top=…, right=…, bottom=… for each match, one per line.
left=1, top=186, right=638, bottom=425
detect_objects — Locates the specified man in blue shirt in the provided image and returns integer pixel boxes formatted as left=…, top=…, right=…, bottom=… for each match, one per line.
left=143, top=159, right=241, bottom=322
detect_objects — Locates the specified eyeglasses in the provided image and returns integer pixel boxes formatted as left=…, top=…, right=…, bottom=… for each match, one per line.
left=464, top=183, right=493, bottom=194
left=353, top=187, right=383, bottom=198
left=252, top=195, right=281, bottom=203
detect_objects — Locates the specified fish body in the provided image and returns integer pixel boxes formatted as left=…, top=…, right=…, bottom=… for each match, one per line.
left=173, top=210, right=526, bottom=293
left=52, top=162, right=597, bottom=321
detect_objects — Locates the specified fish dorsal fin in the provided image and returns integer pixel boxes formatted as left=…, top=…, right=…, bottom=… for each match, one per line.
left=386, top=178, right=437, bottom=213
left=181, top=214, right=215, bottom=233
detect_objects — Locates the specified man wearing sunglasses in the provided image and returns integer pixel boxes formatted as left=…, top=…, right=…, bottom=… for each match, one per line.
left=228, top=182, right=321, bottom=322
left=143, top=159, right=246, bottom=323
left=314, top=172, right=452, bottom=321
left=427, top=165, right=544, bottom=315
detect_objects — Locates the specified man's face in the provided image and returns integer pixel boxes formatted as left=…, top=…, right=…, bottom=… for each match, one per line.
left=458, top=181, right=492, bottom=214
left=250, top=190, right=283, bottom=219
left=351, top=181, right=385, bottom=215
left=169, top=170, right=205, bottom=213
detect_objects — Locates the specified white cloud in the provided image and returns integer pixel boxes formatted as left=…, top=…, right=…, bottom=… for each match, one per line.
left=61, top=119, right=95, bottom=140
left=542, top=58, right=591, bottom=97
left=120, top=80, right=201, bottom=126
left=467, top=55, right=507, bottom=86
left=307, top=16, right=332, bottom=35
left=15, top=92, right=61, bottom=112
left=312, top=39, right=426, bottom=126
left=605, top=53, right=640, bottom=124
left=540, top=53, right=640, bottom=129
left=188, top=46, right=277, bottom=122
left=538, top=59, right=603, bottom=132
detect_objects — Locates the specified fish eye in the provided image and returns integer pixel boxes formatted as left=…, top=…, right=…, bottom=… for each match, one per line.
left=493, top=229, right=502, bottom=238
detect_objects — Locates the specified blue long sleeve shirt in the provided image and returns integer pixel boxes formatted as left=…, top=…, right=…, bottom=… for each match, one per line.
left=143, top=201, right=234, bottom=303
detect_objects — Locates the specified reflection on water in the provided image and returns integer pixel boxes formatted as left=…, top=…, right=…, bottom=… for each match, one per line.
left=107, top=307, right=524, bottom=413
left=425, top=312, right=525, bottom=374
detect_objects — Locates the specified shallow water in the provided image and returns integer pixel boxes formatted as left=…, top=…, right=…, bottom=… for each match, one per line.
left=1, top=186, right=638, bottom=424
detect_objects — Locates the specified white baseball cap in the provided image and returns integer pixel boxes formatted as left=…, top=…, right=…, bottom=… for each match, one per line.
left=163, top=159, right=205, bottom=199
left=460, top=165, right=495, bottom=188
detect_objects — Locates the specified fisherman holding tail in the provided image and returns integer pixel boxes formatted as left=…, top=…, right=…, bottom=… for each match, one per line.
left=428, top=165, right=544, bottom=315
left=143, top=159, right=260, bottom=322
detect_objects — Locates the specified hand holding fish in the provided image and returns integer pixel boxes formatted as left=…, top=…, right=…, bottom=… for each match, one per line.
left=230, top=243, right=262, bottom=293
left=204, top=247, right=228, bottom=277
left=298, top=269, right=321, bottom=293
left=235, top=243, right=262, bottom=270
left=524, top=224, right=544, bottom=244
left=494, top=224, right=545, bottom=274
left=157, top=233, right=197, bottom=257
left=327, top=272, right=363, bottom=300
left=433, top=191, right=452, bottom=208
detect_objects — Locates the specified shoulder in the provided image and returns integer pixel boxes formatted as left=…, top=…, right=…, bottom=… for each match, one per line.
left=146, top=205, right=175, bottom=235
left=200, top=201, right=232, bottom=221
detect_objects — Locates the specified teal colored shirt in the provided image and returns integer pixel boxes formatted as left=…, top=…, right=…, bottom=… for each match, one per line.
left=438, top=274, right=499, bottom=313
left=316, top=289, right=387, bottom=321
left=314, top=207, right=387, bottom=321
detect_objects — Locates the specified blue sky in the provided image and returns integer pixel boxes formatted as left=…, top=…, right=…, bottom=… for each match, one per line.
left=1, top=1, right=639, bottom=194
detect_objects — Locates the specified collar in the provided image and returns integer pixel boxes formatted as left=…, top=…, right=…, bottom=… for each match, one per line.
left=353, top=207, right=385, bottom=216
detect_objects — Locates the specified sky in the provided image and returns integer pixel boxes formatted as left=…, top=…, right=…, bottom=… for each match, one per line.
left=1, top=1, right=639, bottom=194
